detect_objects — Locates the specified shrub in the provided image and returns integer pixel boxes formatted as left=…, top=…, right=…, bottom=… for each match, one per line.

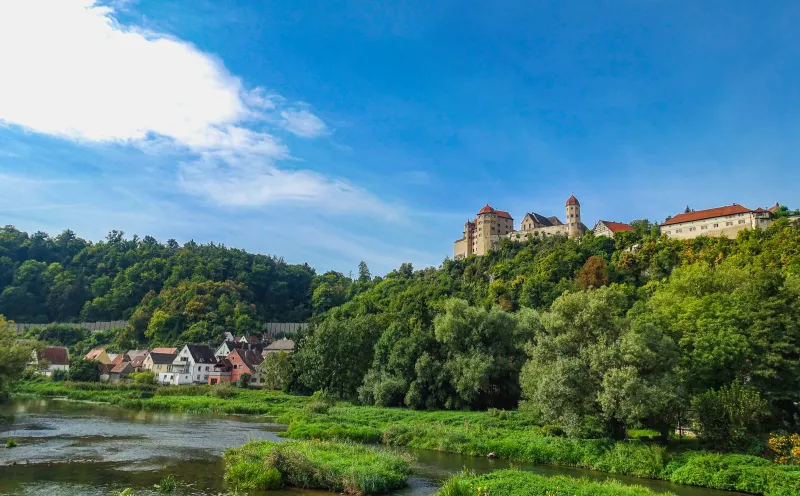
left=238, top=373, right=252, bottom=389
left=769, top=433, right=800, bottom=465
left=691, top=380, right=768, bottom=451
left=131, top=372, right=156, bottom=386
left=225, top=461, right=282, bottom=490
left=50, top=369, right=69, bottom=382
left=540, top=424, right=565, bottom=437
left=305, top=401, right=330, bottom=414
left=208, top=383, right=237, bottom=398
left=224, top=440, right=411, bottom=494
left=6, top=439, right=18, bottom=448
left=68, top=359, right=100, bottom=382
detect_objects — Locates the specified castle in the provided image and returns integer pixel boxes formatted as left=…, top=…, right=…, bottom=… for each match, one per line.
left=453, top=195, right=588, bottom=260
left=454, top=196, right=799, bottom=260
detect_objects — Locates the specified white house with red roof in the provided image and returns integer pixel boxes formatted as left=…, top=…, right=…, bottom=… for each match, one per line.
left=593, top=220, right=635, bottom=237
left=660, top=203, right=775, bottom=240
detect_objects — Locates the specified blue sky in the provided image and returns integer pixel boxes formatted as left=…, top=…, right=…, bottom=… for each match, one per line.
left=1, top=0, right=798, bottom=275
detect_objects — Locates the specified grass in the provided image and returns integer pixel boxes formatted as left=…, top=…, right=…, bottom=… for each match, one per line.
left=5, top=439, right=18, bottom=448
left=15, top=380, right=800, bottom=496
left=154, top=475, right=178, bottom=493
left=224, top=440, right=411, bottom=495
left=438, top=470, right=674, bottom=496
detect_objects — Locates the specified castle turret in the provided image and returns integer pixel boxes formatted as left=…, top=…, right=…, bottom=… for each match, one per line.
left=566, top=195, right=581, bottom=238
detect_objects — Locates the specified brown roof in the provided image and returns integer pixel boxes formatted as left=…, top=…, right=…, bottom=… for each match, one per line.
left=85, top=349, right=106, bottom=360
left=229, top=348, right=264, bottom=370
left=149, top=352, right=177, bottom=365
left=42, top=346, right=69, bottom=366
left=768, top=203, right=780, bottom=213
left=151, top=347, right=177, bottom=354
left=130, top=355, right=146, bottom=368
left=111, top=354, right=127, bottom=365
left=265, top=338, right=295, bottom=352
left=477, top=205, right=513, bottom=219
left=566, top=195, right=580, bottom=206
left=662, top=204, right=752, bottom=226
left=599, top=220, right=634, bottom=233
left=110, top=362, right=132, bottom=374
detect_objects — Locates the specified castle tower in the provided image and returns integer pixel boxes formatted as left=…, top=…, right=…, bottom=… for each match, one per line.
left=476, top=205, right=494, bottom=255
left=566, top=195, right=581, bottom=238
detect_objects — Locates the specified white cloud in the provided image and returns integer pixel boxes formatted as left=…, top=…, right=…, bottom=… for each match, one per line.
left=280, top=109, right=329, bottom=138
left=178, top=153, right=399, bottom=220
left=0, top=0, right=387, bottom=216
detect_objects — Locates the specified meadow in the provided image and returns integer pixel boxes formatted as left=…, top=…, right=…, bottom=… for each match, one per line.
left=15, top=380, right=800, bottom=496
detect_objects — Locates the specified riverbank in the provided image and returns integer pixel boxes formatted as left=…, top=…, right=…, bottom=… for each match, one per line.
left=13, top=381, right=800, bottom=496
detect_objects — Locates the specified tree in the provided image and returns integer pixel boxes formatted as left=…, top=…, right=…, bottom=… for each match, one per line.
left=691, top=380, right=768, bottom=451
left=261, top=351, right=294, bottom=391
left=357, top=261, right=371, bottom=283
left=68, top=359, right=100, bottom=382
left=521, top=286, right=681, bottom=438
left=238, top=373, right=252, bottom=388
left=576, top=256, right=609, bottom=290
left=0, top=315, right=36, bottom=401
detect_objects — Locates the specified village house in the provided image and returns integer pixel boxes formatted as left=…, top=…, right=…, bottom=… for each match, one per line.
left=84, top=348, right=112, bottom=365
left=214, top=340, right=265, bottom=359
left=129, top=355, right=146, bottom=372
left=142, top=352, right=177, bottom=374
left=263, top=338, right=296, bottom=356
left=151, top=347, right=178, bottom=354
left=32, top=346, right=70, bottom=377
left=593, top=220, right=634, bottom=237
left=158, top=345, right=217, bottom=385
left=208, top=358, right=233, bottom=385
left=227, top=348, right=265, bottom=386
left=108, top=361, right=133, bottom=382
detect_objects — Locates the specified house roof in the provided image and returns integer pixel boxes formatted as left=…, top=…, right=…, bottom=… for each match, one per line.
left=230, top=348, right=264, bottom=370
left=222, top=341, right=266, bottom=353
left=662, top=204, right=753, bottom=226
left=213, top=358, right=233, bottom=371
left=110, top=362, right=132, bottom=374
left=151, top=347, right=177, bottom=354
left=111, top=353, right=127, bottom=365
left=265, top=338, right=295, bottom=352
left=768, top=203, right=781, bottom=213
left=149, top=352, right=177, bottom=365
left=130, top=355, right=146, bottom=368
left=477, top=205, right=513, bottom=219
left=566, top=195, right=580, bottom=206
left=186, top=344, right=217, bottom=364
left=547, top=216, right=563, bottom=226
left=42, top=346, right=69, bottom=366
left=598, top=220, right=634, bottom=233
left=85, top=349, right=106, bottom=360
left=126, top=349, right=148, bottom=360
left=525, top=212, right=554, bottom=227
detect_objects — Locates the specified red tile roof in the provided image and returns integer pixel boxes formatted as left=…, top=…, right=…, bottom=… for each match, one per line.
left=768, top=203, right=781, bottom=213
left=662, top=204, right=752, bottom=226
left=477, top=205, right=513, bottom=219
left=151, top=347, right=177, bottom=354
left=84, top=349, right=106, bottom=360
left=111, top=353, right=127, bottom=365
left=566, top=195, right=580, bottom=206
left=42, top=346, right=69, bottom=366
left=110, top=362, right=132, bottom=374
left=598, top=220, right=634, bottom=233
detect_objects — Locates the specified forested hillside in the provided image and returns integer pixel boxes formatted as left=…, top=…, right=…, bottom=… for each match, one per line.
left=5, top=219, right=800, bottom=439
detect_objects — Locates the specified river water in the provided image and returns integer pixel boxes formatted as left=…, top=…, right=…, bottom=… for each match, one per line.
left=0, top=399, right=747, bottom=496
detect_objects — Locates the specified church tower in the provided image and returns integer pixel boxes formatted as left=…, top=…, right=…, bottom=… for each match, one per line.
left=566, top=195, right=581, bottom=238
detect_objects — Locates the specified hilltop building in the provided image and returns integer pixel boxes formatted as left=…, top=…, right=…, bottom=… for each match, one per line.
left=661, top=203, right=777, bottom=240
left=593, top=220, right=634, bottom=237
left=454, top=195, right=587, bottom=259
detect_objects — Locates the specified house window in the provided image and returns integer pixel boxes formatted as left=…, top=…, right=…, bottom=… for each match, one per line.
left=196, top=375, right=200, bottom=380
left=676, top=229, right=682, bottom=233
left=701, top=225, right=707, bottom=230
left=713, top=223, right=719, bottom=228
left=689, top=227, right=696, bottom=231
left=197, top=366, right=201, bottom=371
left=726, top=222, right=733, bottom=226
left=738, top=220, right=745, bottom=224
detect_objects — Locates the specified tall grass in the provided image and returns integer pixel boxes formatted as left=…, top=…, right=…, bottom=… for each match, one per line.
left=439, top=470, right=673, bottom=496
left=224, top=440, right=411, bottom=495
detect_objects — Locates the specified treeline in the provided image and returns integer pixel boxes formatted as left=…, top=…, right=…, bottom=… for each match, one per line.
left=293, top=218, right=800, bottom=441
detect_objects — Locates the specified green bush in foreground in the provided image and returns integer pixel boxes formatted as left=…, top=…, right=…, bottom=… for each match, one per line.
left=438, top=470, right=673, bottom=496
left=224, top=440, right=411, bottom=495
left=6, top=439, right=18, bottom=448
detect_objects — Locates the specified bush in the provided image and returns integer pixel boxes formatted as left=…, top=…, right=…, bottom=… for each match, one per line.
left=51, top=369, right=68, bottom=382
left=666, top=452, right=800, bottom=495
left=208, top=382, right=237, bottom=398
left=131, top=372, right=156, bottom=386
left=6, top=439, right=18, bottom=448
left=224, top=440, right=411, bottom=494
left=305, top=401, right=330, bottom=414
left=68, top=359, right=100, bottom=382
left=154, top=475, right=178, bottom=493
left=692, top=380, right=768, bottom=451
left=237, top=373, right=252, bottom=389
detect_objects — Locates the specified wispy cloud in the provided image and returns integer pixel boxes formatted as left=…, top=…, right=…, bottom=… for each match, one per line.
left=0, top=0, right=387, bottom=216
left=280, top=109, right=329, bottom=138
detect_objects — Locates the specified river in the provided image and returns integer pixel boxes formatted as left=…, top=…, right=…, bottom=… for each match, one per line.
left=0, top=399, right=747, bottom=496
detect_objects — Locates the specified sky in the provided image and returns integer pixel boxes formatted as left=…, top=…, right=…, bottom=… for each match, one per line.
left=0, top=0, right=798, bottom=275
